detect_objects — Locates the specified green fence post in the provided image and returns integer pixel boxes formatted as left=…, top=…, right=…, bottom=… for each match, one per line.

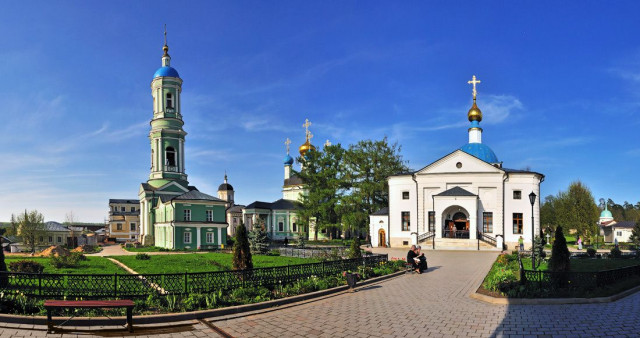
left=322, top=261, right=325, bottom=276
left=114, top=273, right=118, bottom=298
left=38, top=272, right=42, bottom=297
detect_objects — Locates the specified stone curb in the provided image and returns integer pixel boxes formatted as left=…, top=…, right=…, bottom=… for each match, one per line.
left=0, top=270, right=405, bottom=327
left=470, top=284, right=640, bottom=305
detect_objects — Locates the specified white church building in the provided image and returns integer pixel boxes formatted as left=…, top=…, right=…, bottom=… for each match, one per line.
left=370, top=76, right=543, bottom=250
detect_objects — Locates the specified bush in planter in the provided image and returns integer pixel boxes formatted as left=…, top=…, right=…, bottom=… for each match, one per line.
left=587, top=248, right=597, bottom=257
left=348, top=237, right=362, bottom=259
left=9, top=260, right=45, bottom=273
left=610, top=247, right=622, bottom=258
left=549, top=226, right=570, bottom=272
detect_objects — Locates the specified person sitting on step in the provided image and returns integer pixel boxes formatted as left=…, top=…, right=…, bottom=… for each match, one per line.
left=415, top=245, right=428, bottom=272
left=407, top=245, right=421, bottom=274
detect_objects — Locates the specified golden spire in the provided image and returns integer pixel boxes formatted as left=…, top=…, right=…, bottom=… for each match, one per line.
left=467, top=75, right=483, bottom=122
left=163, top=24, right=170, bottom=57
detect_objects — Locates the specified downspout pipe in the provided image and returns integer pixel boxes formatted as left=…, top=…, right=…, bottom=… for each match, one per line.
left=502, top=173, right=509, bottom=250
left=412, top=173, right=419, bottom=245
left=432, top=194, right=436, bottom=249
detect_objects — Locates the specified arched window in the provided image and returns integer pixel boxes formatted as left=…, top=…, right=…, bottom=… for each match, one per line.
left=166, top=92, right=173, bottom=109
left=165, top=146, right=176, bottom=167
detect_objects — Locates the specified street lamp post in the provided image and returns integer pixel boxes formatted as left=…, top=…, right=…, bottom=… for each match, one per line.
left=529, top=191, right=537, bottom=270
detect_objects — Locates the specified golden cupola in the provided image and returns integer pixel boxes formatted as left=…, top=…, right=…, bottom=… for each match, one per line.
left=467, top=100, right=482, bottom=122
left=299, top=118, right=316, bottom=157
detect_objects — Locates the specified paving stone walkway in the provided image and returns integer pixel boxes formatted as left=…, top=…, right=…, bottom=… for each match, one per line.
left=3, top=249, right=640, bottom=337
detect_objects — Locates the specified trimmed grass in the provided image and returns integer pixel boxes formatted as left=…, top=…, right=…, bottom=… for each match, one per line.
left=121, top=246, right=168, bottom=252
left=5, top=256, right=126, bottom=274
left=112, top=253, right=319, bottom=274
left=522, top=257, right=640, bottom=272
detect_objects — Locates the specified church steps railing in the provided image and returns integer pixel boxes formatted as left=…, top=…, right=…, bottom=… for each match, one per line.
left=417, top=232, right=436, bottom=249
left=477, top=231, right=497, bottom=248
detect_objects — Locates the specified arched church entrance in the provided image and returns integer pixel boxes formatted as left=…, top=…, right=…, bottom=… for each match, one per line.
left=378, top=229, right=386, bottom=248
left=443, top=207, right=470, bottom=239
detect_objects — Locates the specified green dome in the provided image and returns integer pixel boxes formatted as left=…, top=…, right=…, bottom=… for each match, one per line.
left=600, top=209, right=612, bottom=218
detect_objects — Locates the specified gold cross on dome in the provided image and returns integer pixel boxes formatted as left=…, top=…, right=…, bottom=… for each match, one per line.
left=467, top=75, right=481, bottom=100
left=324, top=139, right=331, bottom=147
left=302, top=118, right=312, bottom=139
left=285, top=138, right=291, bottom=154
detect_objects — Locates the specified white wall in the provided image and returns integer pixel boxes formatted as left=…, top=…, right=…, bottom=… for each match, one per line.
left=388, top=175, right=416, bottom=247
left=369, top=215, right=389, bottom=247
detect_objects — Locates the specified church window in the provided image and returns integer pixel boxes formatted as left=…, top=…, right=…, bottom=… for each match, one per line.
left=292, top=222, right=297, bottom=232
left=57, top=236, right=62, bottom=243
left=165, top=147, right=177, bottom=167
left=121, top=206, right=126, bottom=212
left=184, top=209, right=191, bottom=221
left=278, top=222, right=284, bottom=232
left=513, top=191, right=522, bottom=200
left=117, top=223, right=123, bottom=230
left=130, top=222, right=136, bottom=231
left=48, top=236, right=53, bottom=243
left=131, top=207, right=136, bottom=212
left=617, top=231, right=622, bottom=236
left=402, top=191, right=409, bottom=199
left=206, top=210, right=213, bottom=222
left=456, top=162, right=462, bottom=169
left=166, top=92, right=173, bottom=109
left=39, top=236, right=43, bottom=242
left=428, top=212, right=435, bottom=232
left=184, top=231, right=191, bottom=244
left=512, top=213, right=523, bottom=234
left=401, top=212, right=410, bottom=231
left=483, top=212, right=493, bottom=233
left=206, top=232, right=214, bottom=243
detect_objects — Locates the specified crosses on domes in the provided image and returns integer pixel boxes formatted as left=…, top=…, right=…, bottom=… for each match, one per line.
left=302, top=118, right=312, bottom=140
left=285, top=138, right=291, bottom=155
left=324, top=139, right=331, bottom=147
left=467, top=75, right=481, bottom=101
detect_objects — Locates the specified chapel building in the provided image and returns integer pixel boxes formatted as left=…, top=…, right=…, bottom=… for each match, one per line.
left=370, top=76, right=543, bottom=250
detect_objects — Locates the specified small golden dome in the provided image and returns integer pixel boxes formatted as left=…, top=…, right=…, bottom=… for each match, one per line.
left=163, top=44, right=169, bottom=56
left=467, top=101, right=482, bottom=122
left=299, top=139, right=316, bottom=157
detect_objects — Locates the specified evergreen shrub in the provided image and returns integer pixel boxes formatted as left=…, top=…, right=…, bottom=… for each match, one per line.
left=549, top=226, right=570, bottom=272
left=587, top=248, right=596, bottom=257
left=610, top=247, right=622, bottom=258
left=135, top=253, right=151, bottom=260
left=232, top=223, right=253, bottom=270
left=9, top=260, right=44, bottom=273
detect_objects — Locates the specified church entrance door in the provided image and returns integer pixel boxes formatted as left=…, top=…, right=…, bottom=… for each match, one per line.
left=378, top=229, right=386, bottom=248
left=445, top=212, right=470, bottom=239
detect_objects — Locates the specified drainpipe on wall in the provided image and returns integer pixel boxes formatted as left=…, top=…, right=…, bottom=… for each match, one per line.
left=432, top=194, right=436, bottom=249
left=412, top=173, right=419, bottom=244
left=502, top=173, right=509, bottom=251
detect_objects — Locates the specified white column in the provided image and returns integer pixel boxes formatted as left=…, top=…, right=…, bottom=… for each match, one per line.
left=196, top=228, right=201, bottom=249
left=218, top=227, right=222, bottom=247
left=180, top=139, right=184, bottom=173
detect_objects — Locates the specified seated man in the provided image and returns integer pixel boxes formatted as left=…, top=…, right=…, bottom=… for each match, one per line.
left=407, top=245, right=420, bottom=273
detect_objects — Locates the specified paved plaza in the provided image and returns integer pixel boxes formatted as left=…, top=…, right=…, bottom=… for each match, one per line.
left=2, top=249, right=640, bottom=337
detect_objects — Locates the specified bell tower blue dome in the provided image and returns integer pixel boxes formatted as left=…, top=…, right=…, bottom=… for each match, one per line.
left=460, top=143, right=499, bottom=163
left=284, top=154, right=294, bottom=165
left=154, top=66, right=180, bottom=78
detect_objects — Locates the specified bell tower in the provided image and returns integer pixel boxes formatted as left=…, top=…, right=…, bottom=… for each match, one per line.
left=147, top=28, right=188, bottom=188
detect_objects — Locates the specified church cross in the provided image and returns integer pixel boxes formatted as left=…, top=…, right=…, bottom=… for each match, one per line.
left=164, top=24, right=168, bottom=46
left=467, top=75, right=481, bottom=100
left=324, top=139, right=331, bottom=147
left=302, top=118, right=312, bottom=139
left=285, top=138, right=291, bottom=154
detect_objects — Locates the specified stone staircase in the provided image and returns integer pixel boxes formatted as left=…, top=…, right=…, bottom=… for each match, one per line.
left=419, top=237, right=501, bottom=251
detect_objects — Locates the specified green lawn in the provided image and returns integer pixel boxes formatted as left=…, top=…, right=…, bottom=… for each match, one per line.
left=304, top=239, right=349, bottom=246
left=112, top=253, right=319, bottom=274
left=121, top=245, right=168, bottom=252
left=521, top=257, right=640, bottom=272
left=5, top=256, right=126, bottom=275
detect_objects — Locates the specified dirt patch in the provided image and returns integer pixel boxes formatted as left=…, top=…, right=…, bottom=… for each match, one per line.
left=37, top=245, right=70, bottom=257
left=72, top=245, right=96, bottom=253
left=476, top=285, right=507, bottom=298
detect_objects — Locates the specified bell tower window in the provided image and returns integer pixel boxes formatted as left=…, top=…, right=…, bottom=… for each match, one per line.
left=165, top=146, right=177, bottom=171
left=166, top=92, right=173, bottom=109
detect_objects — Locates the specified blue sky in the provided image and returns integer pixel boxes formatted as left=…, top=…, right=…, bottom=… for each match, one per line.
left=1, top=1, right=639, bottom=222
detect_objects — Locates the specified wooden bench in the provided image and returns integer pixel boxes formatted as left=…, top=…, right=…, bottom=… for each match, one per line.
left=44, top=299, right=134, bottom=333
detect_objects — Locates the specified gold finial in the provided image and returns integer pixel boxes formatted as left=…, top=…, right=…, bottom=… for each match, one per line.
left=285, top=138, right=291, bottom=155
left=467, top=75, right=481, bottom=101
left=299, top=119, right=316, bottom=157
left=324, top=139, right=331, bottom=147
left=163, top=24, right=169, bottom=56
left=466, top=75, right=483, bottom=122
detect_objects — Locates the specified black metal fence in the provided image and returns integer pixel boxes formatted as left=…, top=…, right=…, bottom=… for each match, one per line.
left=275, top=246, right=347, bottom=258
left=0, top=254, right=387, bottom=299
left=520, top=262, right=640, bottom=290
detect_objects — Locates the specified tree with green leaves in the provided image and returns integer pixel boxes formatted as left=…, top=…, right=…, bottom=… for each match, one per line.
left=629, top=222, right=640, bottom=249
left=348, top=236, right=362, bottom=259
left=13, top=210, right=46, bottom=254
left=549, top=226, right=570, bottom=272
left=248, top=219, right=269, bottom=254
left=295, top=144, right=348, bottom=240
left=540, top=195, right=557, bottom=231
left=553, top=181, right=599, bottom=240
left=342, top=138, right=408, bottom=240
left=232, top=223, right=253, bottom=270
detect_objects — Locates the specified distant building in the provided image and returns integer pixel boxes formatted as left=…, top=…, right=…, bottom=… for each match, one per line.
left=599, top=204, right=636, bottom=243
left=108, top=199, right=140, bottom=242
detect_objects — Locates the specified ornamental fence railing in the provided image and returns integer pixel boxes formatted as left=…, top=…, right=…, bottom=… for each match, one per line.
left=0, top=254, right=387, bottom=299
left=518, top=256, right=640, bottom=290
left=275, top=246, right=347, bottom=258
